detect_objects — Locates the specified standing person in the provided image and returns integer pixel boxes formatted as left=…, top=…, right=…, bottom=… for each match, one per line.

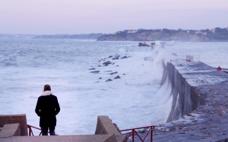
left=35, top=84, right=60, bottom=136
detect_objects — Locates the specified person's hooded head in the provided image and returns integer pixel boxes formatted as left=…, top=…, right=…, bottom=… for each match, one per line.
left=42, top=84, right=52, bottom=96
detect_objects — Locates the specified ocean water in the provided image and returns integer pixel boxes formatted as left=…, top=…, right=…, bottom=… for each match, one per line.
left=0, top=36, right=228, bottom=135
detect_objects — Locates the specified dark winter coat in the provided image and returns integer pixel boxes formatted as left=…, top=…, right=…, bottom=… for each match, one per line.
left=35, top=91, right=60, bottom=127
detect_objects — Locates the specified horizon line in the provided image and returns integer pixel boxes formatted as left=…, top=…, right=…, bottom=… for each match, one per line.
left=0, top=26, right=227, bottom=35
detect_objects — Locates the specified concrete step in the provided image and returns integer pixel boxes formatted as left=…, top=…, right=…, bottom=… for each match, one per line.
left=0, top=135, right=111, bottom=142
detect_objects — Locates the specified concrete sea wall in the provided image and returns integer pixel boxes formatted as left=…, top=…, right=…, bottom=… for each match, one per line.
left=156, top=60, right=228, bottom=142
left=164, top=61, right=204, bottom=121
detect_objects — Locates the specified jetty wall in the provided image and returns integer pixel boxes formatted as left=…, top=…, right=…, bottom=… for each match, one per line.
left=156, top=60, right=228, bottom=142
left=164, top=62, right=204, bottom=121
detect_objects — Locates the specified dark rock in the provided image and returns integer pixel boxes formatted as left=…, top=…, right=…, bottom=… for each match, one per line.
left=90, top=70, right=100, bottom=74
left=103, top=61, right=112, bottom=66
left=110, top=71, right=118, bottom=75
left=151, top=42, right=156, bottom=47
left=98, top=77, right=102, bottom=79
left=105, top=79, right=112, bottom=82
left=89, top=67, right=96, bottom=70
left=121, top=56, right=128, bottom=59
left=114, top=75, right=121, bottom=79
left=138, top=42, right=150, bottom=47
left=112, top=55, right=120, bottom=60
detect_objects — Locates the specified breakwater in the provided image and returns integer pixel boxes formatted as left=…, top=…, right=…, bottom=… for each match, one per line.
left=156, top=60, right=228, bottom=142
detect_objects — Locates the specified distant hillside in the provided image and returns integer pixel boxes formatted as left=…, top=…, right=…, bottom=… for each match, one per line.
left=34, top=33, right=103, bottom=39
left=97, top=27, right=228, bottom=41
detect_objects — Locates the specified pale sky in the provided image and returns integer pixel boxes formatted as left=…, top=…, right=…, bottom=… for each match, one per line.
left=0, top=0, right=228, bottom=34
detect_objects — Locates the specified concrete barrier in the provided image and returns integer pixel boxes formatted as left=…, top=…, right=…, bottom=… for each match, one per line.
left=95, top=116, right=126, bottom=142
left=0, top=114, right=27, bottom=136
left=0, top=123, right=20, bottom=137
left=95, top=116, right=121, bottom=135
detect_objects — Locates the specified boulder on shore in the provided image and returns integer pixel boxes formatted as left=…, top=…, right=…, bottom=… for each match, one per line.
left=103, top=61, right=112, bottom=66
left=114, top=75, right=121, bottom=79
left=90, top=70, right=100, bottom=74
left=105, top=79, right=112, bottom=82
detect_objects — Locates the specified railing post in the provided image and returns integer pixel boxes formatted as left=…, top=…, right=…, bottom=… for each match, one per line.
left=132, top=129, right=135, bottom=142
left=28, top=126, right=32, bottom=136
left=28, top=126, right=30, bottom=136
left=150, top=126, right=153, bottom=142
left=120, top=125, right=155, bottom=142
left=27, top=124, right=41, bottom=136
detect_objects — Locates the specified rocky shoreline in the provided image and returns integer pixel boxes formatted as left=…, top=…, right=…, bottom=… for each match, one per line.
left=89, top=54, right=130, bottom=82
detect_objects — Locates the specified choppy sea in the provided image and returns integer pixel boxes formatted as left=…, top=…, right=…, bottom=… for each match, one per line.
left=0, top=36, right=227, bottom=134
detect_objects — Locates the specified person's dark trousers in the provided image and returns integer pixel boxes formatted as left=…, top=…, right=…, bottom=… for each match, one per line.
left=49, top=125, right=56, bottom=135
left=41, top=126, right=56, bottom=136
left=40, top=117, right=56, bottom=136
left=41, top=126, right=48, bottom=136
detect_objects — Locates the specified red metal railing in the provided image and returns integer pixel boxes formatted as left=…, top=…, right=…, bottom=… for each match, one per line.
left=27, top=124, right=42, bottom=136
left=27, top=123, right=155, bottom=141
left=120, top=125, right=155, bottom=142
